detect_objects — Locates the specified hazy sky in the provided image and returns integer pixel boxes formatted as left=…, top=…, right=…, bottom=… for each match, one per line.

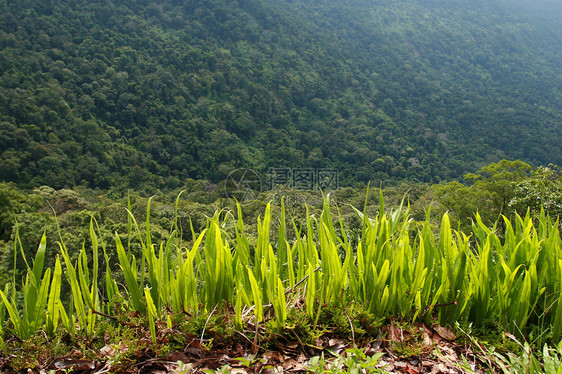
left=501, top=0, right=562, bottom=12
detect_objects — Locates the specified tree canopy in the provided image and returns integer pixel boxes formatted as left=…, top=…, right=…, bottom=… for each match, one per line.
left=0, top=0, right=561, bottom=192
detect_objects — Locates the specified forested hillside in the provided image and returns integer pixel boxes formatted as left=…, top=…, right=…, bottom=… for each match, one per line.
left=1, top=0, right=561, bottom=192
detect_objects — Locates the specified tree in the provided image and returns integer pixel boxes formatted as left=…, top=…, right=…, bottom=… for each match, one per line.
left=433, top=160, right=532, bottom=232
left=510, top=165, right=562, bottom=222
left=431, top=181, right=492, bottom=232
left=464, top=159, right=531, bottom=221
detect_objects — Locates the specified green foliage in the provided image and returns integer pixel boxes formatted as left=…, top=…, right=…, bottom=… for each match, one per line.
left=308, top=345, right=386, bottom=373
left=493, top=341, right=548, bottom=374
left=0, top=233, right=63, bottom=340
left=1, top=1, right=561, bottom=190
left=432, top=160, right=533, bottom=232
left=3, top=192, right=562, bottom=345
left=2, top=189, right=562, bottom=371
left=510, top=165, right=562, bottom=222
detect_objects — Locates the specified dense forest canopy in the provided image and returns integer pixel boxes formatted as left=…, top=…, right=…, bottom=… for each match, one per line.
left=0, top=0, right=561, bottom=192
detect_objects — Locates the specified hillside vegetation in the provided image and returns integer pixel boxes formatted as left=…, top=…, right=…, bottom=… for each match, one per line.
left=1, top=189, right=562, bottom=372
left=1, top=0, right=561, bottom=193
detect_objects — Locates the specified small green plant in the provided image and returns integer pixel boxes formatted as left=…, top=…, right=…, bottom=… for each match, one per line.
left=307, top=352, right=329, bottom=373
left=0, top=232, right=64, bottom=340
left=202, top=364, right=232, bottom=373
left=308, top=346, right=385, bottom=373
left=491, top=335, right=562, bottom=374
left=493, top=341, right=542, bottom=374
left=542, top=342, right=562, bottom=374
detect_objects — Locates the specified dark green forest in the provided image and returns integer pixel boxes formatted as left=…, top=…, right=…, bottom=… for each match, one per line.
left=1, top=0, right=561, bottom=193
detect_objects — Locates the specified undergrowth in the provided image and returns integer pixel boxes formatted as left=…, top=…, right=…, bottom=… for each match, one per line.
left=1, top=192, right=561, bottom=372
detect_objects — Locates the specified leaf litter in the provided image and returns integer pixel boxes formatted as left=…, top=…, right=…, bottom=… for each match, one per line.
left=2, top=320, right=497, bottom=373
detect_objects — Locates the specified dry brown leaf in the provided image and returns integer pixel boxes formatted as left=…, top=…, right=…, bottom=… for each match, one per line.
left=422, top=324, right=433, bottom=334
left=167, top=351, right=190, bottom=363
left=434, top=325, right=458, bottom=341
left=262, top=350, right=283, bottom=364
left=394, top=361, right=408, bottom=368
left=422, top=359, right=436, bottom=367
left=286, top=342, right=299, bottom=349
left=282, top=358, right=307, bottom=372
left=437, top=344, right=457, bottom=357
left=99, top=345, right=116, bottom=358
left=327, top=338, right=346, bottom=354
left=380, top=360, right=395, bottom=371
left=296, top=352, right=308, bottom=363
left=51, top=358, right=95, bottom=371
left=389, top=322, right=402, bottom=342
left=423, top=332, right=433, bottom=347
left=430, top=362, right=449, bottom=373
left=184, top=347, right=204, bottom=357
left=406, top=366, right=421, bottom=374
left=365, top=346, right=379, bottom=356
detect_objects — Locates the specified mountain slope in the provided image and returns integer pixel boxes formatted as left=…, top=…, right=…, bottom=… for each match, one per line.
left=1, top=0, right=560, bottom=191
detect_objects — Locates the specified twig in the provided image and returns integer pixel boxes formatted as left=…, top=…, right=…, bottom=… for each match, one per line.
left=285, top=266, right=322, bottom=295
left=201, top=304, right=218, bottom=342
left=38, top=329, right=49, bottom=343
left=235, top=330, right=268, bottom=352
left=252, top=319, right=260, bottom=355
left=92, top=309, right=117, bottom=320
left=421, top=299, right=457, bottom=317
left=291, top=329, right=306, bottom=353
left=344, top=312, right=355, bottom=345
left=434, top=300, right=458, bottom=308
left=93, top=362, right=112, bottom=374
